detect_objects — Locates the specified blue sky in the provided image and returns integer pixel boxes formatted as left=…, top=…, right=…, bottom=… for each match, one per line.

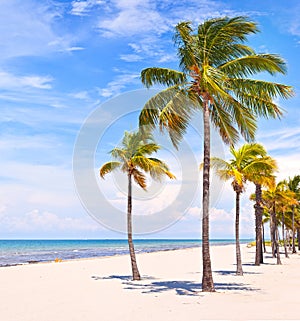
left=0, top=0, right=299, bottom=239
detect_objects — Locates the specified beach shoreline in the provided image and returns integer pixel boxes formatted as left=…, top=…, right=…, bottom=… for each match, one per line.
left=0, top=244, right=299, bottom=321
left=0, top=239, right=252, bottom=267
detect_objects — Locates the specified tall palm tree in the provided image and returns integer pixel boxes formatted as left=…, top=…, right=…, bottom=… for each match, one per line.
left=100, top=130, right=175, bottom=280
left=261, top=181, right=293, bottom=264
left=139, top=16, right=293, bottom=291
left=211, top=143, right=275, bottom=275
left=245, top=147, right=277, bottom=265
left=284, top=175, right=300, bottom=253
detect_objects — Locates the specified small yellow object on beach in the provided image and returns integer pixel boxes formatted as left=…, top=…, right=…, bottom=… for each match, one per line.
left=54, top=258, right=62, bottom=263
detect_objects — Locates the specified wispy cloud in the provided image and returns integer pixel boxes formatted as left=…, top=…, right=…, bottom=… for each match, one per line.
left=4, top=209, right=100, bottom=233
left=0, top=0, right=77, bottom=60
left=97, top=72, right=140, bottom=97
left=120, top=54, right=143, bottom=62
left=70, top=0, right=104, bottom=16
left=0, top=71, right=53, bottom=90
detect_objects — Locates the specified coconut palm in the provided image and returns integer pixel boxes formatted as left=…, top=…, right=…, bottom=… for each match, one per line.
left=283, top=175, right=300, bottom=253
left=139, top=16, right=293, bottom=291
left=100, top=130, right=175, bottom=280
left=245, top=147, right=277, bottom=265
left=211, top=143, right=276, bottom=274
left=261, top=181, right=293, bottom=264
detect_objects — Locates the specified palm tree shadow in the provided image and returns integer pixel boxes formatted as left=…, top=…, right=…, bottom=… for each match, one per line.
left=123, top=280, right=259, bottom=296
left=215, top=270, right=261, bottom=275
left=91, top=275, right=155, bottom=281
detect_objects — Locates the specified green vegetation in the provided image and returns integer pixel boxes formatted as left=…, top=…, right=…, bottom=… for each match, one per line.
left=100, top=130, right=175, bottom=280
left=139, top=16, right=293, bottom=292
left=98, top=15, right=297, bottom=291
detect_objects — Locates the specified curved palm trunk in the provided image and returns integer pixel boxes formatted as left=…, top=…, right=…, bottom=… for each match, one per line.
left=282, top=211, right=289, bottom=258
left=292, top=205, right=297, bottom=253
left=201, top=99, right=215, bottom=292
left=254, top=183, right=263, bottom=265
left=235, top=191, right=243, bottom=275
left=127, top=173, right=141, bottom=281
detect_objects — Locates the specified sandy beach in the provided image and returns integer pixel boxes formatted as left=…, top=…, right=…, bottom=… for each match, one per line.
left=0, top=244, right=299, bottom=321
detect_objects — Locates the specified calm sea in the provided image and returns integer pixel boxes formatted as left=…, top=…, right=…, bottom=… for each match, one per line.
left=0, top=239, right=250, bottom=267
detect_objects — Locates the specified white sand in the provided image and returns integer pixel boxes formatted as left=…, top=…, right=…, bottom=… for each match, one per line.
left=0, top=244, right=299, bottom=321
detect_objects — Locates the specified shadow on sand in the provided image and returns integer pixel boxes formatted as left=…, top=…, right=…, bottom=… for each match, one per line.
left=92, top=275, right=259, bottom=296
left=214, top=270, right=261, bottom=275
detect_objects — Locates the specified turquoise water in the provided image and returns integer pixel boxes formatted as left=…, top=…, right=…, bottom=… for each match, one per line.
left=0, top=239, right=250, bottom=267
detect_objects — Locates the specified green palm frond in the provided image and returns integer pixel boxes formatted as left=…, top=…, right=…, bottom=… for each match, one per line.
left=209, top=103, right=240, bottom=145
left=110, top=148, right=127, bottom=162
left=139, top=86, right=199, bottom=148
left=136, top=143, right=160, bottom=156
left=148, top=158, right=176, bottom=181
left=139, top=86, right=181, bottom=129
left=131, top=168, right=147, bottom=190
left=99, top=161, right=121, bottom=178
left=100, top=129, right=175, bottom=191
left=141, top=68, right=186, bottom=88
left=229, top=78, right=293, bottom=100
left=140, top=16, right=292, bottom=156
left=220, top=54, right=288, bottom=77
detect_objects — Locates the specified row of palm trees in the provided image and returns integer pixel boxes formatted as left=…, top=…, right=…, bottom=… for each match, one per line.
left=100, top=16, right=294, bottom=291
left=259, top=175, right=300, bottom=263
left=211, top=143, right=300, bottom=274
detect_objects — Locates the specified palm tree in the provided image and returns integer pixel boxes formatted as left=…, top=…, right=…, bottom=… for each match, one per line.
left=245, top=147, right=277, bottom=265
left=139, top=16, right=293, bottom=291
left=100, top=130, right=175, bottom=280
left=261, top=181, right=292, bottom=264
left=211, top=143, right=275, bottom=274
left=284, top=175, right=300, bottom=253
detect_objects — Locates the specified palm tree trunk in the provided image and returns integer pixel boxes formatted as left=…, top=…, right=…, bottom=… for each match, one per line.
left=201, top=98, right=215, bottom=292
left=272, top=203, right=281, bottom=264
left=262, top=222, right=266, bottom=253
left=254, top=183, right=263, bottom=265
left=282, top=211, right=289, bottom=258
left=275, top=227, right=282, bottom=265
left=292, top=205, right=297, bottom=253
left=270, top=211, right=276, bottom=258
left=127, top=173, right=141, bottom=281
left=235, top=191, right=243, bottom=275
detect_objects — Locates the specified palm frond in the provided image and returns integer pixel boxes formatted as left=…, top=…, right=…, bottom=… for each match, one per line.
left=136, top=143, right=161, bottom=156
left=148, top=158, right=176, bottom=181
left=141, top=68, right=186, bottom=88
left=131, top=168, right=147, bottom=190
left=99, top=161, right=121, bottom=178
left=220, top=54, right=288, bottom=77
left=110, top=148, right=128, bottom=162
left=209, top=102, right=240, bottom=145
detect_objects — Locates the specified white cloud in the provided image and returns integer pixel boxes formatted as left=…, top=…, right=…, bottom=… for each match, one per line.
left=7, top=209, right=99, bottom=232
left=98, top=0, right=169, bottom=38
left=64, top=46, right=85, bottom=52
left=0, top=71, right=53, bottom=90
left=97, top=73, right=140, bottom=97
left=70, top=0, right=104, bottom=16
left=120, top=54, right=143, bottom=62
left=69, top=90, right=90, bottom=100
left=0, top=1, right=76, bottom=60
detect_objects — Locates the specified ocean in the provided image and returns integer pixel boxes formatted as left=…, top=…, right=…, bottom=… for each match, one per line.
left=0, top=239, right=249, bottom=267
